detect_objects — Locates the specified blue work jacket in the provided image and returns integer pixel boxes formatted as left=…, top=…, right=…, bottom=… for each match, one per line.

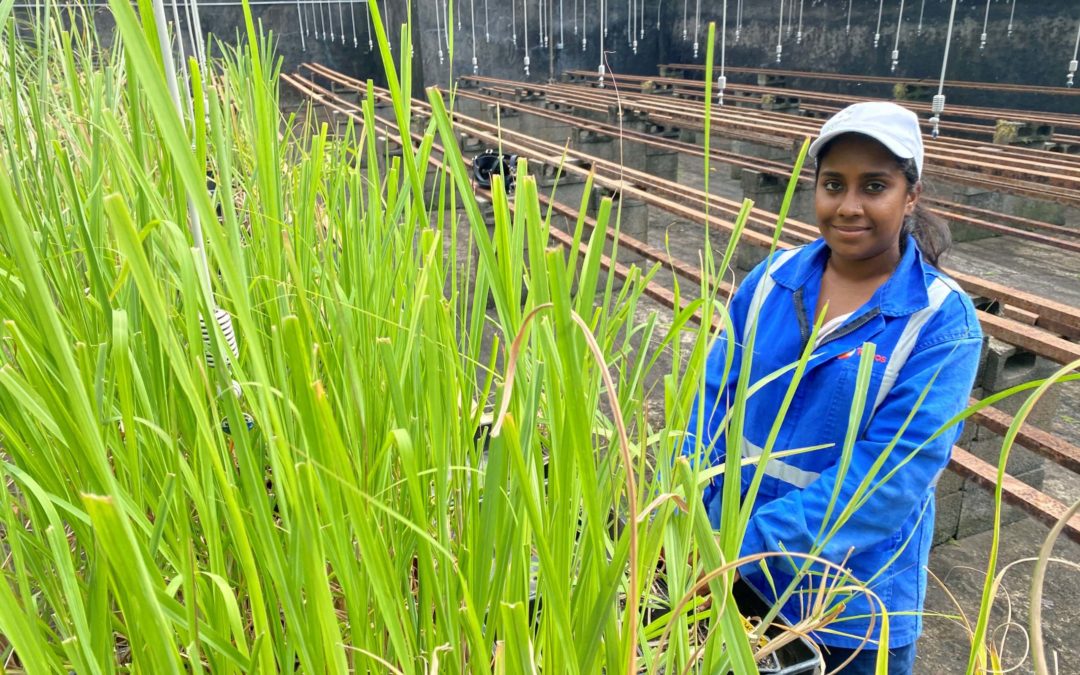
left=685, top=235, right=982, bottom=649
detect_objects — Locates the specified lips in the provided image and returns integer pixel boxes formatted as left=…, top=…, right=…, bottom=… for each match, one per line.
left=830, top=224, right=870, bottom=234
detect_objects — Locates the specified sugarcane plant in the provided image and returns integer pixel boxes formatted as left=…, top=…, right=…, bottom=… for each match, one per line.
left=0, top=1, right=1077, bottom=673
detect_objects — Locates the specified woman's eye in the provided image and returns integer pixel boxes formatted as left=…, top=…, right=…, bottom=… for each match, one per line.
left=865, top=182, right=887, bottom=193
left=823, top=180, right=842, bottom=191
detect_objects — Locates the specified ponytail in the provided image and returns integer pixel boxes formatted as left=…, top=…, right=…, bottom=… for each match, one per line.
left=898, top=158, right=951, bottom=268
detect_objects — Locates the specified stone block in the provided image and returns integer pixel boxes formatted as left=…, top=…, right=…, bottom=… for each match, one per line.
left=756, top=73, right=787, bottom=88
left=936, top=465, right=965, bottom=497
left=573, top=127, right=617, bottom=163
left=933, top=490, right=963, bottom=547
left=980, top=337, right=1039, bottom=393
left=956, top=466, right=1045, bottom=540
left=993, top=120, right=1054, bottom=146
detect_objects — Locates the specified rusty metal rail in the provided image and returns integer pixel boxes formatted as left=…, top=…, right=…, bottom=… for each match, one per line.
left=462, top=75, right=1080, bottom=208
left=302, top=62, right=1080, bottom=341
left=561, top=69, right=1080, bottom=140
left=452, top=86, right=1080, bottom=251
left=520, top=76, right=1080, bottom=183
left=665, top=64, right=1080, bottom=98
left=285, top=67, right=1080, bottom=543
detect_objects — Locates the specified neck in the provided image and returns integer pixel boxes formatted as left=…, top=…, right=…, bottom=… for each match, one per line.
left=827, top=244, right=902, bottom=282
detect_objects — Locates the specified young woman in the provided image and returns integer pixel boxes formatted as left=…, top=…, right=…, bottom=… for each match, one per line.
left=686, top=102, right=983, bottom=673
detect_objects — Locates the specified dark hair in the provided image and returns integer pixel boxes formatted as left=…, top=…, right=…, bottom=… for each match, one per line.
left=814, top=136, right=951, bottom=268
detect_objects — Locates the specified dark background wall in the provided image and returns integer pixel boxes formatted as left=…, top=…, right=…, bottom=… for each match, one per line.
left=35, top=1, right=1079, bottom=112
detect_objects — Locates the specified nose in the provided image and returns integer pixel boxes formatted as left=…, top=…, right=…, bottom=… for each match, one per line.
left=837, top=191, right=863, bottom=217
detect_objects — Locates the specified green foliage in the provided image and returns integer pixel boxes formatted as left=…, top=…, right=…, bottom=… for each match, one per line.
left=0, top=8, right=1074, bottom=674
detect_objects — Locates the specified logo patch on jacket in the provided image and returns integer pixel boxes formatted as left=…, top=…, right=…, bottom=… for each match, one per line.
left=837, top=346, right=888, bottom=364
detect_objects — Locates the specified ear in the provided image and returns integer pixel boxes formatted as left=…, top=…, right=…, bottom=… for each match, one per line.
left=905, top=181, right=922, bottom=216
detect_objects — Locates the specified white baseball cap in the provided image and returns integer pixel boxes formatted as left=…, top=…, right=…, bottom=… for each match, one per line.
left=808, top=101, right=924, bottom=179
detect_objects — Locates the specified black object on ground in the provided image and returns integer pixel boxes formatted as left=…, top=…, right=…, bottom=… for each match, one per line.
left=472, top=150, right=518, bottom=190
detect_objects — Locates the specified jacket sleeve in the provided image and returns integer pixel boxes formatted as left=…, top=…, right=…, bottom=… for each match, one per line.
left=683, top=255, right=775, bottom=507
left=739, top=307, right=982, bottom=565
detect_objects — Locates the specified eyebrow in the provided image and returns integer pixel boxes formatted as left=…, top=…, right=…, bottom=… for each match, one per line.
left=819, top=170, right=895, bottom=179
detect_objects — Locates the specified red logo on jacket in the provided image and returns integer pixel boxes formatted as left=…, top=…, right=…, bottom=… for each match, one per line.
left=837, top=347, right=887, bottom=364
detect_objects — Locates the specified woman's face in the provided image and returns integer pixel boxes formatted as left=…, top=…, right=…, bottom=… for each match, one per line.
left=814, top=133, right=918, bottom=267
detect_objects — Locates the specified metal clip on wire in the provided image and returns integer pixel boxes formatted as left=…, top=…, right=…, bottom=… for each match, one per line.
left=1069, top=60, right=1078, bottom=88
left=891, top=49, right=899, bottom=73
left=930, top=94, right=945, bottom=139
left=776, top=43, right=783, bottom=64
left=717, top=75, right=727, bottom=106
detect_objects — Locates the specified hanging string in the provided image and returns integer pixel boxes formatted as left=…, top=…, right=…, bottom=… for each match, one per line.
left=639, top=0, right=645, bottom=40
left=796, top=0, right=804, bottom=44
left=846, top=0, right=852, bottom=35
left=574, top=0, right=579, bottom=36
left=1069, top=17, right=1080, bottom=87
left=381, top=0, right=391, bottom=51
left=776, top=0, right=784, bottom=63
left=786, top=0, right=793, bottom=37
left=307, top=0, right=317, bottom=40
left=295, top=0, right=306, bottom=51
left=682, top=0, right=688, bottom=42
left=457, top=0, right=462, bottom=30
left=629, top=0, right=635, bottom=52
left=874, top=0, right=883, bottom=48
left=1007, top=0, right=1016, bottom=38
left=890, top=0, right=905, bottom=72
left=917, top=0, right=925, bottom=36
left=484, top=0, right=490, bottom=42
left=718, top=0, right=728, bottom=105
left=512, top=0, right=518, bottom=48
left=693, top=0, right=701, bottom=57
left=318, top=0, right=326, bottom=40
left=979, top=0, right=990, bottom=51
left=931, top=0, right=959, bottom=138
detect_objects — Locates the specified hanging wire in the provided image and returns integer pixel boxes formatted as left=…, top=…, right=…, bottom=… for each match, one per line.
left=796, top=0, right=804, bottom=44
left=349, top=0, right=357, bottom=47
left=512, top=0, right=517, bottom=48
left=435, top=0, right=444, bottom=64
left=639, top=0, right=645, bottom=39
left=470, top=0, right=477, bottom=73
left=874, top=0, right=884, bottom=48
left=693, top=0, right=701, bottom=57
left=457, top=0, right=462, bottom=30
left=682, top=0, right=688, bottom=42
left=845, top=0, right=852, bottom=35
left=296, top=0, right=306, bottom=50
left=190, top=0, right=208, bottom=65
left=582, top=0, right=587, bottom=50
left=599, top=0, right=606, bottom=86
left=539, top=0, right=545, bottom=49
left=776, top=0, right=784, bottom=63
left=1007, top=0, right=1016, bottom=38
left=337, top=0, right=344, bottom=43
left=381, top=0, right=391, bottom=51
left=718, top=0, right=728, bottom=104
left=327, top=0, right=334, bottom=42
left=558, top=0, right=564, bottom=48
left=1069, top=17, right=1080, bottom=87
left=484, top=0, right=490, bottom=42
left=574, top=0, right=579, bottom=36
left=931, top=0, right=960, bottom=138
left=891, top=0, right=905, bottom=72
left=307, top=0, right=316, bottom=39
left=917, top=0, right=925, bottom=36
left=523, top=0, right=530, bottom=76
left=318, top=0, right=326, bottom=40
left=786, top=0, right=793, bottom=37
left=657, top=0, right=663, bottom=31
left=735, top=0, right=742, bottom=43
left=366, top=1, right=373, bottom=50
left=979, top=0, right=990, bottom=51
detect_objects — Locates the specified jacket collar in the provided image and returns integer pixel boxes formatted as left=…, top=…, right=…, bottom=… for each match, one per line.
left=770, top=234, right=931, bottom=318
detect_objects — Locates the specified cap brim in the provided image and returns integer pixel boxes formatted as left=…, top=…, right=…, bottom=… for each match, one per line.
left=808, top=128, right=916, bottom=164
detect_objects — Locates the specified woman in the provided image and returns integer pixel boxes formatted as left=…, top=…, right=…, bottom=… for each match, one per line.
left=686, top=102, right=982, bottom=673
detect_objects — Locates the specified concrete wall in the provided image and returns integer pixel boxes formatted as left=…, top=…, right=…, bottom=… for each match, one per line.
left=412, top=0, right=666, bottom=87
left=662, top=0, right=1080, bottom=114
